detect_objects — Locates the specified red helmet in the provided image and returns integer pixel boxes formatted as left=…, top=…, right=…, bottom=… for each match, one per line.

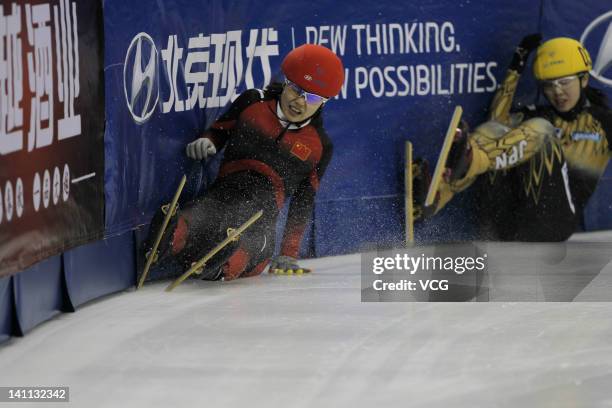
left=281, top=44, right=344, bottom=98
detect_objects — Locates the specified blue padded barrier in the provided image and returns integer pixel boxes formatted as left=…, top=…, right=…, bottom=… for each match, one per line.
left=63, top=231, right=136, bottom=309
left=12, top=256, right=66, bottom=335
left=315, top=196, right=405, bottom=256
left=0, top=276, right=14, bottom=344
left=585, top=178, right=612, bottom=232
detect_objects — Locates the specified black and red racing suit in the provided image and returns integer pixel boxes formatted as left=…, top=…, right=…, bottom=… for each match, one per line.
left=175, top=88, right=333, bottom=277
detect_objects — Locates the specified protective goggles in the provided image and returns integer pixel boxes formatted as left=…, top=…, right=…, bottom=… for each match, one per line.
left=540, top=74, right=582, bottom=91
left=284, top=79, right=329, bottom=104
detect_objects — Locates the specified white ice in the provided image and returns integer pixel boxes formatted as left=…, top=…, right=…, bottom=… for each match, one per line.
left=1, top=232, right=612, bottom=407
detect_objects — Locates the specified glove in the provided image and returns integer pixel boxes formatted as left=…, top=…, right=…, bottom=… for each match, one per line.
left=186, top=137, right=216, bottom=160
left=268, top=256, right=311, bottom=275
left=509, top=33, right=542, bottom=73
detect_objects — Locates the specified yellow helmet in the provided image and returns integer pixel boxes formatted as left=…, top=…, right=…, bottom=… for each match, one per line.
left=533, top=37, right=592, bottom=80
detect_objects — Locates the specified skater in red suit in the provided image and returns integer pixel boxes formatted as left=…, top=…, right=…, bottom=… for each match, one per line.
left=145, top=44, right=344, bottom=280
left=416, top=35, right=612, bottom=241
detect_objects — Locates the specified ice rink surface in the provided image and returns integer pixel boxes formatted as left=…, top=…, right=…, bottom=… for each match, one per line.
left=2, top=233, right=612, bottom=407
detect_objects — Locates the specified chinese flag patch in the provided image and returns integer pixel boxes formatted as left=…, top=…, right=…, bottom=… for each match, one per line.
left=290, top=142, right=312, bottom=161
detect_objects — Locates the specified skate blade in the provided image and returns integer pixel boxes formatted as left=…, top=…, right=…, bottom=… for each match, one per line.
left=405, top=140, right=414, bottom=246
left=137, top=175, right=187, bottom=289
left=165, top=210, right=263, bottom=292
left=425, top=106, right=462, bottom=207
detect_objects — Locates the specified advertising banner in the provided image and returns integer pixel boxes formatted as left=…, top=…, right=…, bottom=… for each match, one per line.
left=106, top=0, right=610, bottom=257
left=0, top=0, right=105, bottom=276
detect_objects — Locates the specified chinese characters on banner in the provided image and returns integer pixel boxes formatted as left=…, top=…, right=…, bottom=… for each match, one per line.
left=124, top=27, right=280, bottom=124
left=0, top=0, right=105, bottom=277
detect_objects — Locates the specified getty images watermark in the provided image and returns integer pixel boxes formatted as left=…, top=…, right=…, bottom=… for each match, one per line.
left=371, top=252, right=487, bottom=291
left=361, top=241, right=612, bottom=302
left=361, top=243, right=489, bottom=302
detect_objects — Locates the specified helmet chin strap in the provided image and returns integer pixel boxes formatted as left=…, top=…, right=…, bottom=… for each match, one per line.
left=301, top=103, right=324, bottom=123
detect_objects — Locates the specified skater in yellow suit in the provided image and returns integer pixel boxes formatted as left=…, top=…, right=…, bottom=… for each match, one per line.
left=419, top=35, right=611, bottom=241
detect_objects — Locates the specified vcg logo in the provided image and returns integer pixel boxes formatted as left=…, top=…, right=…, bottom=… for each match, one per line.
left=123, top=32, right=159, bottom=124
left=581, top=10, right=612, bottom=86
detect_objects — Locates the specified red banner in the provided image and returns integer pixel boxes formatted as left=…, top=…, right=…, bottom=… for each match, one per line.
left=0, top=0, right=105, bottom=276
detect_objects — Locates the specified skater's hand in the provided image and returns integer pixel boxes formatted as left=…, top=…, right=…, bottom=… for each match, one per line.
left=269, top=256, right=311, bottom=275
left=509, top=33, right=542, bottom=73
left=518, top=33, right=542, bottom=53
left=186, top=137, right=217, bottom=160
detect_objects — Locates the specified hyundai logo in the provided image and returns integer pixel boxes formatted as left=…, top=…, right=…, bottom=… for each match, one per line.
left=581, top=10, right=612, bottom=86
left=123, top=32, right=159, bottom=124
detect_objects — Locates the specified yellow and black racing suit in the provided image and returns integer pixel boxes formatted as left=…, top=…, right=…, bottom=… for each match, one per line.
left=434, top=69, right=612, bottom=241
